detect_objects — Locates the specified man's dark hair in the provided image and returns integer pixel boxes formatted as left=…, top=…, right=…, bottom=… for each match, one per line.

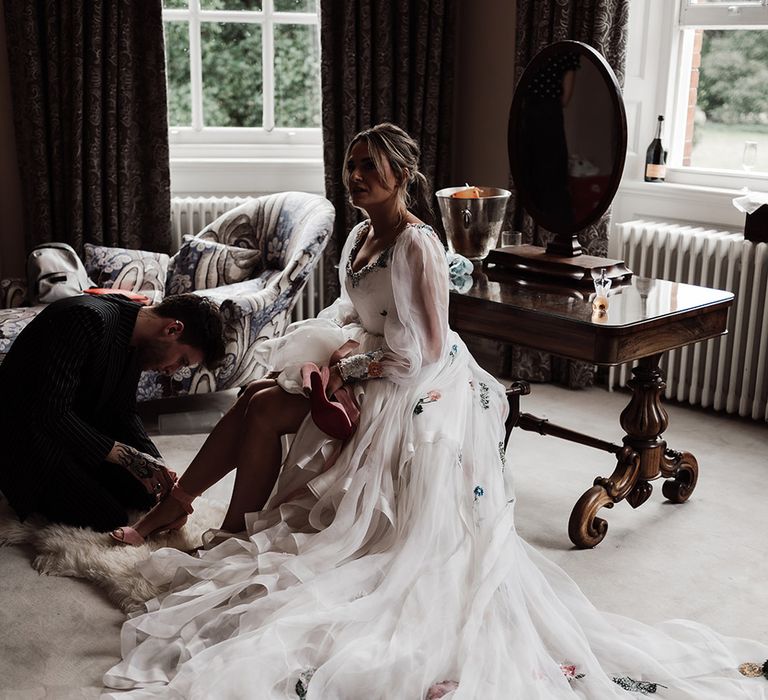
left=154, top=294, right=226, bottom=368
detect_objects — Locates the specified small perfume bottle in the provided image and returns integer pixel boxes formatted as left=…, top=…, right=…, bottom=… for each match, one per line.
left=592, top=268, right=611, bottom=318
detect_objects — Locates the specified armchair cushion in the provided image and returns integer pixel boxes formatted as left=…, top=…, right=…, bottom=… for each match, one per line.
left=136, top=192, right=335, bottom=399
left=84, top=244, right=170, bottom=304
left=166, top=236, right=263, bottom=295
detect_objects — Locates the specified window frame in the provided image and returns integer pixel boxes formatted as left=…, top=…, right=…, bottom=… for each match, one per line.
left=162, top=1, right=324, bottom=195
left=659, top=0, right=768, bottom=189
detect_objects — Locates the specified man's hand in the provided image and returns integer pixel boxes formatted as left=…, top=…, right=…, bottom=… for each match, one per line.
left=106, top=443, right=176, bottom=500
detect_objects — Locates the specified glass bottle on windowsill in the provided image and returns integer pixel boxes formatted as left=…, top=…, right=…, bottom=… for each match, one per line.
left=644, top=115, right=667, bottom=183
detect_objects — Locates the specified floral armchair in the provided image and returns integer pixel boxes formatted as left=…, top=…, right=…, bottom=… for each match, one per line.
left=0, top=191, right=335, bottom=401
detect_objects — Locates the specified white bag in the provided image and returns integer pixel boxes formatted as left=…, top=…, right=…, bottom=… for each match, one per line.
left=27, top=242, right=94, bottom=305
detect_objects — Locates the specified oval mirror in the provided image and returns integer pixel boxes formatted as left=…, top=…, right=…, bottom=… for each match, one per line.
left=508, top=40, right=627, bottom=252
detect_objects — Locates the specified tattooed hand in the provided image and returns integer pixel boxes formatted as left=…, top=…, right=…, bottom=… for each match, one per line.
left=106, top=443, right=177, bottom=500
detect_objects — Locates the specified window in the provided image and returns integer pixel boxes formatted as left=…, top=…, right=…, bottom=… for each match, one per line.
left=161, top=0, right=324, bottom=195
left=666, top=0, right=768, bottom=184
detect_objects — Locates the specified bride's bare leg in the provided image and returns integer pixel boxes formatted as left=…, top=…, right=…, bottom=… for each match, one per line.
left=220, top=384, right=310, bottom=532
left=121, top=379, right=299, bottom=539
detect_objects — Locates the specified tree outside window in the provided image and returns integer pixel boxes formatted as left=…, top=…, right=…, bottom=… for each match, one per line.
left=162, top=0, right=321, bottom=137
left=686, top=29, right=768, bottom=172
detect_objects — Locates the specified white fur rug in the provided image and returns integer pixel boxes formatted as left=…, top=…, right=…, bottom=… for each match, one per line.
left=0, top=496, right=226, bottom=613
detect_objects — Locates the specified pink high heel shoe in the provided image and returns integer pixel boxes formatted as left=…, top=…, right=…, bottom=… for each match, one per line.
left=110, top=483, right=196, bottom=546
left=300, top=362, right=359, bottom=441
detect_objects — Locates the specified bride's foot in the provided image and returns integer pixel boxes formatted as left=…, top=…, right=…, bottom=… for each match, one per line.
left=426, top=681, right=458, bottom=699
left=111, top=483, right=195, bottom=546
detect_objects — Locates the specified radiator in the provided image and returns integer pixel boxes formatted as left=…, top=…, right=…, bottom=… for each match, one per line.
left=170, top=196, right=326, bottom=321
left=610, top=220, right=768, bottom=422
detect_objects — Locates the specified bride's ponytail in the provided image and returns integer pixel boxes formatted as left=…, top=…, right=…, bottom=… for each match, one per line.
left=407, top=169, right=435, bottom=226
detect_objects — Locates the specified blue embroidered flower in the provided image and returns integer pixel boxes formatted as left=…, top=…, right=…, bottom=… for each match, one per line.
left=479, top=382, right=490, bottom=410
left=474, top=485, right=485, bottom=498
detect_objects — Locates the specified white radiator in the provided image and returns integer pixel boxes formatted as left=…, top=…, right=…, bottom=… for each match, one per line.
left=170, top=196, right=250, bottom=252
left=610, top=220, right=768, bottom=422
left=170, top=196, right=326, bottom=321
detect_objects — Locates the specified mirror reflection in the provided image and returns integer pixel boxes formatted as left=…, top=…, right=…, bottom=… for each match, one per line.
left=510, top=41, right=626, bottom=237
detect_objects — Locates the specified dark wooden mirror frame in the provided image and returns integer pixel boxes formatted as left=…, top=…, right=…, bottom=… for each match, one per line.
left=508, top=40, right=628, bottom=254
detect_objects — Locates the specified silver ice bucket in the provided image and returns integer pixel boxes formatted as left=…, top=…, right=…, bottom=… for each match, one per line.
left=436, top=186, right=511, bottom=261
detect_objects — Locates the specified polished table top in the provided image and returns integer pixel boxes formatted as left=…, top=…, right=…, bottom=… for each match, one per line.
left=449, top=270, right=734, bottom=366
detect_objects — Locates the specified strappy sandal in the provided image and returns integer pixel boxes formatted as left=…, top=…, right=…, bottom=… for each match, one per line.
left=110, top=482, right=196, bottom=546
left=300, top=362, right=359, bottom=440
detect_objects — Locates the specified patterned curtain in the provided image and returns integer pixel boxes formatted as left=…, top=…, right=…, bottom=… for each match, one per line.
left=3, top=0, right=172, bottom=259
left=506, top=0, right=629, bottom=388
left=319, top=0, right=457, bottom=298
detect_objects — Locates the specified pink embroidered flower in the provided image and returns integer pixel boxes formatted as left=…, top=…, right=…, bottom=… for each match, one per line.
left=560, top=664, right=578, bottom=678
left=427, top=390, right=442, bottom=401
left=367, top=361, right=383, bottom=378
left=426, top=680, right=459, bottom=699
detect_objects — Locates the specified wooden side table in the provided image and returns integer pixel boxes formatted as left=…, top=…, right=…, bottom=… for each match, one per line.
left=450, top=269, right=734, bottom=548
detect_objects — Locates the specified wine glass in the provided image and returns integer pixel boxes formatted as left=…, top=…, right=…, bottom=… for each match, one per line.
left=741, top=141, right=758, bottom=193
left=743, top=141, right=758, bottom=172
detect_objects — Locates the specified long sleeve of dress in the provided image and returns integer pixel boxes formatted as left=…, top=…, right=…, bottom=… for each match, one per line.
left=317, top=227, right=360, bottom=328
left=339, top=226, right=449, bottom=385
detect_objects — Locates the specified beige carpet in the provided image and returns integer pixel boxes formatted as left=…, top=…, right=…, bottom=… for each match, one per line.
left=0, top=496, right=227, bottom=613
left=0, top=384, right=766, bottom=698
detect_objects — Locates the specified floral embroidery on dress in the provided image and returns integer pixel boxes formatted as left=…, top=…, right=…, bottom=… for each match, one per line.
left=498, top=441, right=506, bottom=471
left=612, top=676, right=667, bottom=694
left=426, top=680, right=459, bottom=699
left=479, top=382, right=490, bottom=410
left=449, top=343, right=458, bottom=363
left=295, top=667, right=316, bottom=699
left=738, top=659, right=768, bottom=678
left=560, top=664, right=585, bottom=681
left=414, top=390, right=442, bottom=414
left=473, top=485, right=485, bottom=500
left=338, top=349, right=385, bottom=382
left=368, top=360, right=384, bottom=377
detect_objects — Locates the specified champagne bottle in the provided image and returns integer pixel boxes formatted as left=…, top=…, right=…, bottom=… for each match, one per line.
left=644, top=115, right=666, bottom=182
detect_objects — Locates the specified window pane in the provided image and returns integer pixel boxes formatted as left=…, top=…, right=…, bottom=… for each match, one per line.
left=201, top=22, right=263, bottom=127
left=687, top=29, right=768, bottom=172
left=200, top=0, right=262, bottom=9
left=274, top=24, right=321, bottom=128
left=164, top=22, right=192, bottom=127
left=274, top=0, right=317, bottom=11
left=163, top=0, right=188, bottom=8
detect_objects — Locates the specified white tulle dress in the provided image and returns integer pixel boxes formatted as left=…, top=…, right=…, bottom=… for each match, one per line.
left=103, top=222, right=768, bottom=699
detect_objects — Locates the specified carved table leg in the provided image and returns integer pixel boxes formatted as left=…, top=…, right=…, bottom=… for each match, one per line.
left=568, top=446, right=639, bottom=548
left=568, top=353, right=698, bottom=548
left=660, top=448, right=699, bottom=503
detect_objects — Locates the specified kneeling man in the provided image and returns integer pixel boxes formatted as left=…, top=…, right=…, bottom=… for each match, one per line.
left=0, top=293, right=225, bottom=531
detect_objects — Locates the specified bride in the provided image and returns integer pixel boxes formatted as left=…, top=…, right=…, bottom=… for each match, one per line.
left=104, top=123, right=768, bottom=699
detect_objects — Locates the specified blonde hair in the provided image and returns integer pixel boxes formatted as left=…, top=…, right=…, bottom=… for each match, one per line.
left=342, top=122, right=433, bottom=223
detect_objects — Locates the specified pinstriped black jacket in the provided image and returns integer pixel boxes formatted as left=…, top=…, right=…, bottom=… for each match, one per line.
left=0, top=294, right=160, bottom=519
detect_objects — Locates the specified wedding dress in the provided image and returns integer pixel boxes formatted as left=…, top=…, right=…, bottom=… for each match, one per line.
left=103, top=222, right=768, bottom=699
